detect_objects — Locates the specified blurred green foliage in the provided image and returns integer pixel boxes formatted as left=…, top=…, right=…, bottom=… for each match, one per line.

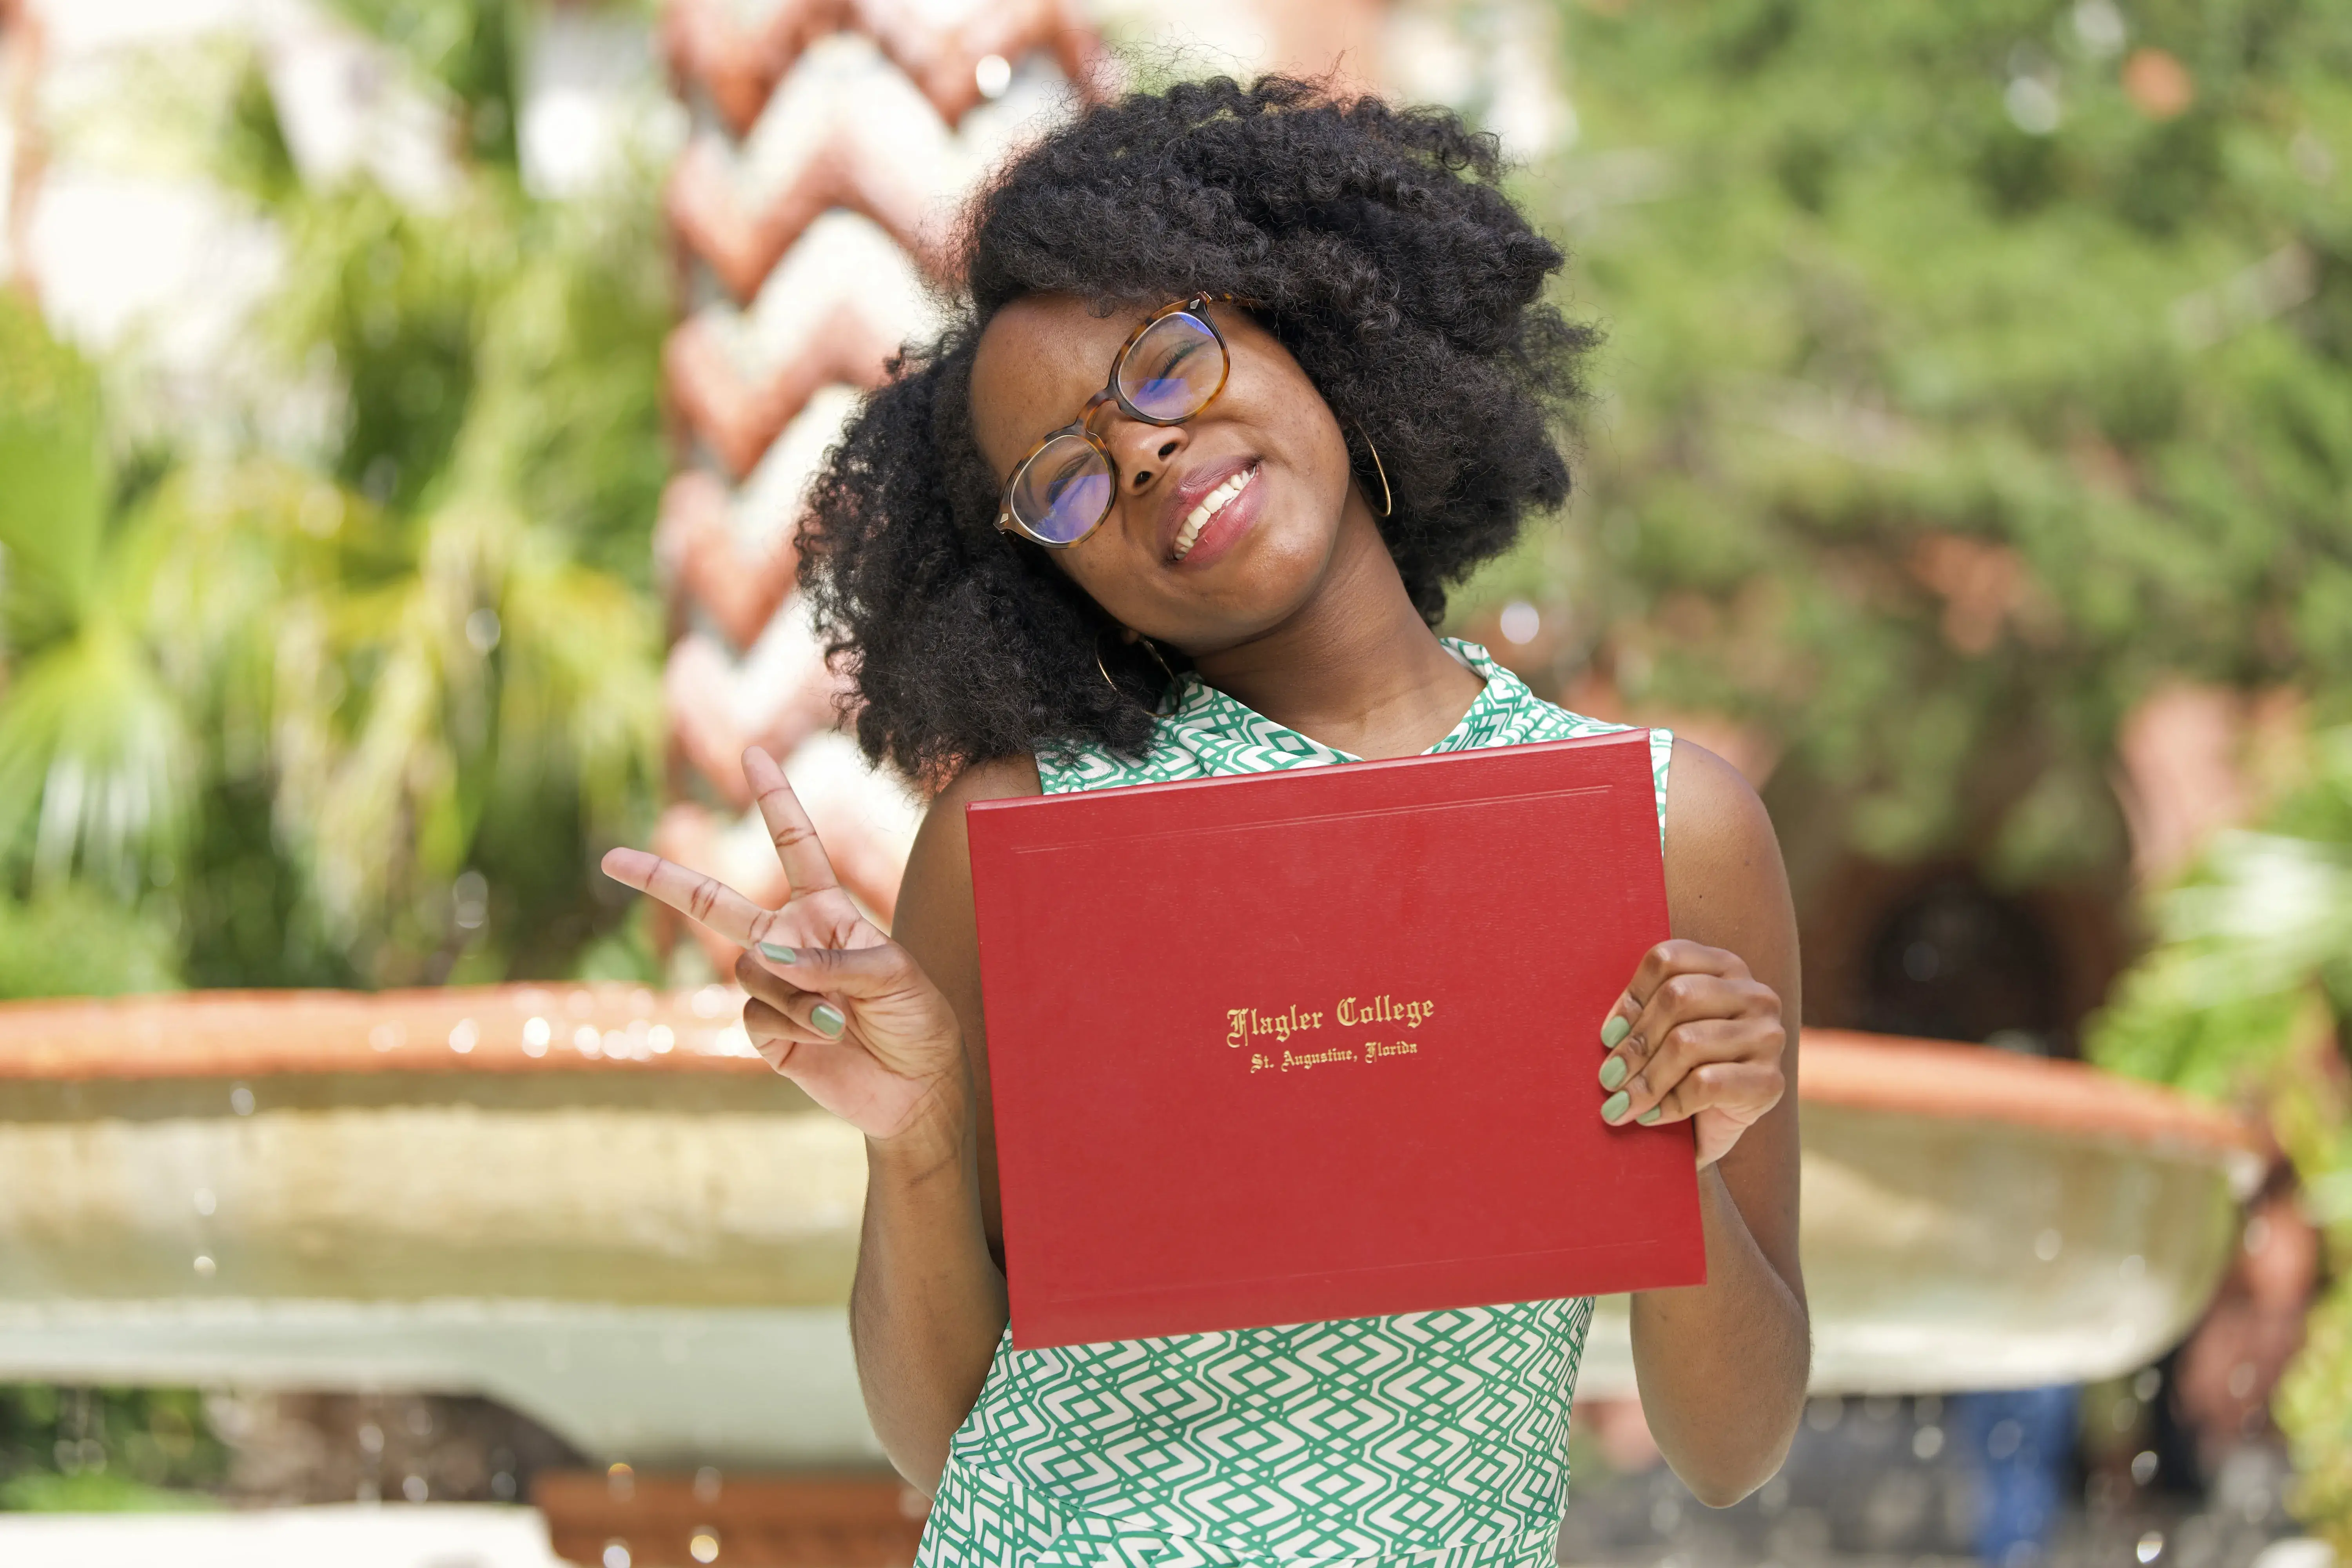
left=2089, top=730, right=2352, bottom=1545
left=1490, top=0, right=2352, bottom=886
left=0, top=0, right=667, bottom=995
left=1532, top=0, right=2352, bottom=1537
left=0, top=1385, right=227, bottom=1511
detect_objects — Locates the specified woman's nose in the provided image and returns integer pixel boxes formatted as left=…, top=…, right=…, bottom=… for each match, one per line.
left=1106, top=418, right=1189, bottom=495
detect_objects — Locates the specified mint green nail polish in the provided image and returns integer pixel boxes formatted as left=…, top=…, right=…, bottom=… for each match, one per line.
left=1599, top=1056, right=1628, bottom=1091
left=1601, top=1089, right=1630, bottom=1122
left=811, top=1003, right=845, bottom=1038
left=1638, top=1106, right=1663, bottom=1126
left=759, top=942, right=795, bottom=964
left=1601, top=1016, right=1630, bottom=1049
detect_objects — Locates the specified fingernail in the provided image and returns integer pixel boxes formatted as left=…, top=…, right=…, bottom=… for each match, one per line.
left=1638, top=1107, right=1663, bottom=1126
left=811, top=1004, right=845, bottom=1039
left=1601, top=1016, right=1630, bottom=1049
left=758, top=942, right=795, bottom=964
left=1601, top=1089, right=1630, bottom=1123
left=1599, top=1056, right=1628, bottom=1092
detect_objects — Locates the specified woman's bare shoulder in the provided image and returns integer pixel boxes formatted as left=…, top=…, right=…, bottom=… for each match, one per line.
left=1661, top=735, right=1799, bottom=1020
left=895, top=755, right=1043, bottom=951
left=935, top=755, right=1046, bottom=811
left=1663, top=738, right=1775, bottom=875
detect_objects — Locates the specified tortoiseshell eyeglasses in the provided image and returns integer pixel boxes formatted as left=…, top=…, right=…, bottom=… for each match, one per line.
left=995, top=295, right=1242, bottom=548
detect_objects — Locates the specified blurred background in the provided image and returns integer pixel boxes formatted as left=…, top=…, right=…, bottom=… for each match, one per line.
left=0, top=0, right=2346, bottom=1564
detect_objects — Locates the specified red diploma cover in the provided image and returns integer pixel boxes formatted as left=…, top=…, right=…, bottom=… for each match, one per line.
left=967, top=728, right=1705, bottom=1349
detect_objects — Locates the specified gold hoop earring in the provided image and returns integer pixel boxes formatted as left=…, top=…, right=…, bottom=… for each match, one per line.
left=1356, top=426, right=1393, bottom=519
left=1095, top=629, right=1179, bottom=702
left=1135, top=634, right=1178, bottom=684
left=1094, top=632, right=1126, bottom=697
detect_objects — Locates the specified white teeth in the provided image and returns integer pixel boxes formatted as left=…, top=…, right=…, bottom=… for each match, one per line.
left=1172, top=465, right=1256, bottom=561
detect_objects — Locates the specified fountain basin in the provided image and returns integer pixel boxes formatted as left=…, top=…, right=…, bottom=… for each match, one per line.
left=0, top=988, right=2261, bottom=1461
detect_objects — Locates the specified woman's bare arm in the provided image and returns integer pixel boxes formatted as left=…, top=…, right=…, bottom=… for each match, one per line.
left=1619, top=740, right=1809, bottom=1504
left=847, top=755, right=1040, bottom=1490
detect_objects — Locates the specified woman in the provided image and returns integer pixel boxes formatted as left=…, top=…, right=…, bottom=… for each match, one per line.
left=606, top=77, right=1808, bottom=1566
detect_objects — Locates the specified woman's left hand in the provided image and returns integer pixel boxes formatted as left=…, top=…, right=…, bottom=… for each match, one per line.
left=1597, top=938, right=1788, bottom=1169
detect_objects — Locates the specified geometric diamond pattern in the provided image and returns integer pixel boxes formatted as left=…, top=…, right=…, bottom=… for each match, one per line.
left=915, top=641, right=1670, bottom=1566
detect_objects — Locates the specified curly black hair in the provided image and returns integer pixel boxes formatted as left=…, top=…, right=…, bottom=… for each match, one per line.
left=797, top=75, right=1597, bottom=788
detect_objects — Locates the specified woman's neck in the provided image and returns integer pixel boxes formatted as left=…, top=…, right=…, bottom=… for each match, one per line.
left=1188, top=510, right=1486, bottom=760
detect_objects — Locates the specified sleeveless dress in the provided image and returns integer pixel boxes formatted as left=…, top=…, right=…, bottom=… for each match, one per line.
left=915, top=639, right=1674, bottom=1568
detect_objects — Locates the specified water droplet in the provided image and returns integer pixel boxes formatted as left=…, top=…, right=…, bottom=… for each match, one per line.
left=2005, top=76, right=2062, bottom=135
left=193, top=1187, right=216, bottom=1216
left=649, top=1024, right=675, bottom=1054
left=974, top=53, right=1012, bottom=100
left=452, top=869, right=490, bottom=931
left=2034, top=1228, right=2062, bottom=1261
left=465, top=608, right=502, bottom=655
left=2131, top=1450, right=2159, bottom=1485
left=575, top=1025, right=602, bottom=1058
left=690, top=1530, right=720, bottom=1564
left=229, top=1085, right=256, bottom=1116
left=607, top=1461, right=634, bottom=1501
left=1913, top=1425, right=1944, bottom=1460
left=2072, top=0, right=2126, bottom=56
left=448, top=1018, right=479, bottom=1054
left=693, top=1466, right=722, bottom=1503
left=193, top=1254, right=216, bottom=1277
left=602, top=1543, right=632, bottom=1568
left=1499, top=601, right=1541, bottom=645
left=369, top=1024, right=405, bottom=1053
left=402, top=1474, right=428, bottom=1503
left=523, top=1016, right=552, bottom=1056
left=2138, top=1530, right=2165, bottom=1563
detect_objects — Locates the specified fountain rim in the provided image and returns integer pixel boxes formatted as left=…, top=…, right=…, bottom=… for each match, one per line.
left=0, top=987, right=2264, bottom=1168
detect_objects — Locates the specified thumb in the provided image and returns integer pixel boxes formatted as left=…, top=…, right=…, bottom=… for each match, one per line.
left=751, top=938, right=920, bottom=1001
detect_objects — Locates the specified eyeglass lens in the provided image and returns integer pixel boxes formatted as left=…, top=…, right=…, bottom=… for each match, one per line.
left=1118, top=311, right=1224, bottom=421
left=1009, top=434, right=1116, bottom=544
left=1008, top=310, right=1227, bottom=542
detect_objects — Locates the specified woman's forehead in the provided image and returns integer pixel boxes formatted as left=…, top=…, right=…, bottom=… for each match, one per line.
left=969, top=295, right=1152, bottom=467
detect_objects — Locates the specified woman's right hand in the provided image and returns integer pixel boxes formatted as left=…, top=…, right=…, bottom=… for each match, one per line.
left=601, top=746, right=966, bottom=1145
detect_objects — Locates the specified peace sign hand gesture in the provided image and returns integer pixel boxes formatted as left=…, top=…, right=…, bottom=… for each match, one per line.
left=601, top=747, right=965, bottom=1145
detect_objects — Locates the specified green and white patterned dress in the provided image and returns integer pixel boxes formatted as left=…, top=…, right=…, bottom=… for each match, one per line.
left=915, top=639, right=1673, bottom=1568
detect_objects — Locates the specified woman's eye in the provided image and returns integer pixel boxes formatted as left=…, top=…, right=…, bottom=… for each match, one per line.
left=1043, top=452, right=1097, bottom=501
left=1143, top=339, right=1203, bottom=380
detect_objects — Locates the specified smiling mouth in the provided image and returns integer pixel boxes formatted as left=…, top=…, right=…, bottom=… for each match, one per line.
left=1172, top=463, right=1258, bottom=562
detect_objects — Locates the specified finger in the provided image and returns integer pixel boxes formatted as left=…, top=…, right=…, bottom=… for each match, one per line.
left=1615, top=940, right=1750, bottom=1017
left=601, top=848, right=771, bottom=945
left=1643, top=1060, right=1787, bottom=1129
left=745, top=998, right=865, bottom=1088
left=737, top=950, right=820, bottom=1019
left=1602, top=973, right=1762, bottom=1087
left=1617, top=1017, right=1766, bottom=1117
left=746, top=938, right=920, bottom=1004
left=736, top=951, right=848, bottom=1042
left=745, top=995, right=829, bottom=1057
left=742, top=746, right=843, bottom=899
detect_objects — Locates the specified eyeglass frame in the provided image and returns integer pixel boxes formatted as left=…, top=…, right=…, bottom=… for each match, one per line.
left=993, top=294, right=1249, bottom=550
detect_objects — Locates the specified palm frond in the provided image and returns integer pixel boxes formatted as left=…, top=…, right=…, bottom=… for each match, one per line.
left=0, top=295, right=109, bottom=651
left=0, top=613, right=195, bottom=896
